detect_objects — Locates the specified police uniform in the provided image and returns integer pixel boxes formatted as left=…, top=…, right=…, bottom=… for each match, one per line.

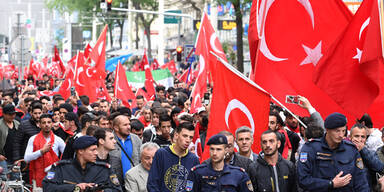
left=42, top=136, right=123, bottom=192
left=188, top=134, right=254, bottom=192
left=297, top=113, right=369, bottom=192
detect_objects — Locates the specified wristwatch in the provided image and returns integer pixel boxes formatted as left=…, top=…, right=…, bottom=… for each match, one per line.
left=73, top=186, right=81, bottom=192
left=328, top=180, right=334, bottom=189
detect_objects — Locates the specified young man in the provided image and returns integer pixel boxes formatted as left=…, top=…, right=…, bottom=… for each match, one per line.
left=14, top=103, right=43, bottom=162
left=94, top=128, right=116, bottom=162
left=130, top=119, right=144, bottom=139
left=24, top=114, right=65, bottom=189
left=189, top=134, right=253, bottom=192
left=125, top=142, right=159, bottom=192
left=42, top=136, right=122, bottom=191
left=153, top=114, right=172, bottom=148
left=0, top=104, right=20, bottom=163
left=297, top=113, right=369, bottom=191
left=147, top=122, right=199, bottom=192
left=252, top=130, right=296, bottom=192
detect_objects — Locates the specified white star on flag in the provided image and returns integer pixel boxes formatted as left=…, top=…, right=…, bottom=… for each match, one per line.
left=352, top=48, right=362, bottom=62
left=300, top=41, right=323, bottom=66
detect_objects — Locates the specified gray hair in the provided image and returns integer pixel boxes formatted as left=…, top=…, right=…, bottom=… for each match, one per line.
left=235, top=126, right=253, bottom=138
left=140, top=142, right=160, bottom=154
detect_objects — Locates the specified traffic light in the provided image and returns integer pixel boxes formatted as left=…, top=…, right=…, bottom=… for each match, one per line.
left=176, top=46, right=183, bottom=62
left=107, top=0, right=112, bottom=11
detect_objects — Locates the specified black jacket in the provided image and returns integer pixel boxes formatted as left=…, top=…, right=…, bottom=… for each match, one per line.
left=13, top=119, right=40, bottom=160
left=42, top=159, right=122, bottom=192
left=252, top=152, right=297, bottom=192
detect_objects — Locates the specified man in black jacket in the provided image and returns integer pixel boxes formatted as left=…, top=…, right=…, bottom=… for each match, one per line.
left=252, top=130, right=296, bottom=192
left=13, top=103, right=43, bottom=162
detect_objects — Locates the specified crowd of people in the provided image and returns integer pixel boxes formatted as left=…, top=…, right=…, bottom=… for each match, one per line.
left=0, top=73, right=383, bottom=192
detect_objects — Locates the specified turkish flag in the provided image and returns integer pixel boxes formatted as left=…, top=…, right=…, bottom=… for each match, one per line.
left=151, top=59, right=159, bottom=70
left=251, top=0, right=353, bottom=119
left=48, top=62, right=61, bottom=78
left=114, top=62, right=135, bottom=108
left=195, top=12, right=227, bottom=81
left=190, top=57, right=207, bottom=114
left=53, top=45, right=65, bottom=77
left=84, top=43, right=93, bottom=60
left=144, top=53, right=156, bottom=98
left=89, top=24, right=108, bottom=80
left=3, top=65, right=15, bottom=79
left=314, top=0, right=383, bottom=119
left=160, top=60, right=177, bottom=74
left=201, top=59, right=270, bottom=161
left=57, top=64, right=75, bottom=100
left=248, top=0, right=259, bottom=81
left=192, top=125, right=203, bottom=162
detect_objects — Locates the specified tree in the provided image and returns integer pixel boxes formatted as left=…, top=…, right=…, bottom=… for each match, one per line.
left=131, top=0, right=158, bottom=60
left=216, top=0, right=251, bottom=73
left=46, top=0, right=129, bottom=49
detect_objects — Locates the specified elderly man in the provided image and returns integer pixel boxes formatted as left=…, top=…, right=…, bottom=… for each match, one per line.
left=235, top=126, right=258, bottom=161
left=125, top=142, right=159, bottom=192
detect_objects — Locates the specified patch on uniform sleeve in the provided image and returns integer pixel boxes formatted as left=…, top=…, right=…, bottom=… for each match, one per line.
left=186, top=180, right=193, bottom=191
left=46, top=171, right=55, bottom=180
left=356, top=157, right=364, bottom=169
left=110, top=174, right=120, bottom=186
left=246, top=180, right=254, bottom=191
left=300, top=152, right=308, bottom=163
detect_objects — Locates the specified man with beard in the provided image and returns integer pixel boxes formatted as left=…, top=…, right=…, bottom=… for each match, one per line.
left=189, top=134, right=253, bottom=192
left=252, top=130, right=296, bottom=192
left=24, top=114, right=65, bottom=189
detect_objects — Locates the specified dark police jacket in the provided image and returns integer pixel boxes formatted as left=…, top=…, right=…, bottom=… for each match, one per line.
left=252, top=152, right=296, bottom=192
left=42, top=159, right=122, bottom=192
left=297, top=136, right=369, bottom=192
left=189, top=163, right=254, bottom=192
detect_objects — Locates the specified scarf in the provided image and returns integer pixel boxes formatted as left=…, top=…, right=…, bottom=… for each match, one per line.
left=29, top=131, right=59, bottom=187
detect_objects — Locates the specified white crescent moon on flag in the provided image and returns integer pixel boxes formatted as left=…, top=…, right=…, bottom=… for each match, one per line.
left=65, top=79, right=72, bottom=91
left=194, top=94, right=201, bottom=106
left=76, top=67, right=85, bottom=87
left=210, top=33, right=224, bottom=55
left=194, top=138, right=201, bottom=158
left=198, top=55, right=205, bottom=76
left=297, top=0, right=315, bottom=29
left=259, top=0, right=288, bottom=62
left=359, top=17, right=370, bottom=40
left=225, top=99, right=255, bottom=135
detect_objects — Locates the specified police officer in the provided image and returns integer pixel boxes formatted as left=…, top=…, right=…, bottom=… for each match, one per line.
left=297, top=112, right=369, bottom=192
left=42, top=136, right=122, bottom=192
left=188, top=134, right=254, bottom=192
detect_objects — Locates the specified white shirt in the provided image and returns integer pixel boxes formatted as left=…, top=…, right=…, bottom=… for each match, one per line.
left=366, top=128, right=383, bottom=152
left=24, top=133, right=66, bottom=163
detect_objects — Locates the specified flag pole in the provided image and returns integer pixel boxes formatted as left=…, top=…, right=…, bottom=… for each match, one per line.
left=379, top=0, right=384, bottom=57
left=210, top=51, right=307, bottom=129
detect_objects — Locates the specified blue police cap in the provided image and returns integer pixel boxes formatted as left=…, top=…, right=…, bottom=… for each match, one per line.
left=72, top=136, right=97, bottom=150
left=207, top=134, right=228, bottom=145
left=324, top=112, right=347, bottom=129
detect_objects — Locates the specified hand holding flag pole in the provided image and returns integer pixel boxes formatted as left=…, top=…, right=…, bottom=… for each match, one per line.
left=209, top=51, right=307, bottom=129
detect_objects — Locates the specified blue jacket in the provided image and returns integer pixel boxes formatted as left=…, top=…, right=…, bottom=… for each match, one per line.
left=297, top=136, right=369, bottom=192
left=189, top=163, right=253, bottom=192
left=360, top=147, right=384, bottom=189
left=147, top=144, right=200, bottom=192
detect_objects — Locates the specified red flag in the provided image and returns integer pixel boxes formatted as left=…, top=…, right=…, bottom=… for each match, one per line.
left=84, top=43, right=93, bottom=59
left=114, top=62, right=135, bottom=107
left=192, top=124, right=203, bottom=162
left=151, top=59, right=159, bottom=70
left=161, top=60, right=177, bottom=74
left=248, top=0, right=259, bottom=81
left=89, top=25, right=108, bottom=79
left=131, top=61, right=141, bottom=72
left=3, top=65, right=15, bottom=79
left=144, top=52, right=156, bottom=98
left=195, top=12, right=227, bottom=81
left=135, top=88, right=152, bottom=101
left=201, top=58, right=270, bottom=161
left=314, top=0, right=383, bottom=118
left=48, top=62, right=61, bottom=78
left=57, top=64, right=75, bottom=100
left=251, top=0, right=353, bottom=118
left=190, top=57, right=207, bottom=113
left=53, top=46, right=65, bottom=77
